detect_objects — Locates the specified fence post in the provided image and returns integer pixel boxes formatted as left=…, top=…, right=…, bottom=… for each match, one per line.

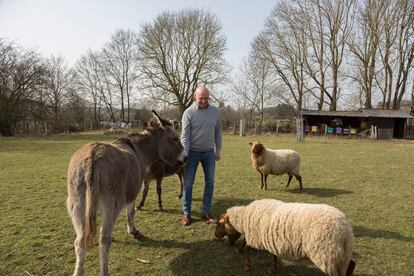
left=276, top=120, right=279, bottom=136
left=240, top=119, right=246, bottom=136
left=296, top=117, right=304, bottom=142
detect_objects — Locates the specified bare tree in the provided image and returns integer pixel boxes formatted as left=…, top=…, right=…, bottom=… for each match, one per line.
left=234, top=40, right=277, bottom=130
left=320, top=0, right=355, bottom=111
left=101, top=29, right=139, bottom=122
left=65, top=87, right=90, bottom=130
left=376, top=0, right=399, bottom=108
left=73, top=52, right=102, bottom=127
left=375, top=0, right=414, bottom=110
left=0, top=40, right=46, bottom=136
left=410, top=79, right=414, bottom=115
left=74, top=50, right=116, bottom=122
left=44, top=55, right=70, bottom=132
left=348, top=0, right=386, bottom=109
left=137, top=9, right=228, bottom=117
left=255, top=2, right=309, bottom=112
left=300, top=0, right=330, bottom=110
left=391, top=0, right=414, bottom=109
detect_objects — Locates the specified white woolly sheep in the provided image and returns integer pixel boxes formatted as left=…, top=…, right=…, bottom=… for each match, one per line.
left=215, top=199, right=356, bottom=276
left=249, top=141, right=302, bottom=190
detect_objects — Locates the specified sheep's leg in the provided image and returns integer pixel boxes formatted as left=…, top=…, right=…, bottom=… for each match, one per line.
left=238, top=238, right=247, bottom=253
left=286, top=174, right=293, bottom=187
left=244, top=246, right=252, bottom=272
left=346, top=259, right=356, bottom=276
left=156, top=178, right=163, bottom=211
left=268, top=255, right=277, bottom=274
left=260, top=173, right=264, bottom=189
left=294, top=174, right=303, bottom=190
left=177, top=172, right=183, bottom=199
left=264, top=174, right=268, bottom=190
left=136, top=179, right=150, bottom=210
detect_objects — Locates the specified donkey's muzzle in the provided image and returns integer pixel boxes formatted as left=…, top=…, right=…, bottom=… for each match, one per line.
left=177, top=155, right=187, bottom=167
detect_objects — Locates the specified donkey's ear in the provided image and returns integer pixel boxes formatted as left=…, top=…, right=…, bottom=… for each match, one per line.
left=151, top=110, right=164, bottom=127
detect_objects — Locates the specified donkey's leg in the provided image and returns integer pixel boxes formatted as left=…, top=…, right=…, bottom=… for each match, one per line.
left=264, top=174, right=268, bottom=190
left=136, top=179, right=150, bottom=210
left=156, top=178, right=163, bottom=211
left=177, top=173, right=184, bottom=199
left=69, top=196, right=86, bottom=276
left=100, top=205, right=119, bottom=276
left=72, top=223, right=86, bottom=276
left=127, top=202, right=142, bottom=239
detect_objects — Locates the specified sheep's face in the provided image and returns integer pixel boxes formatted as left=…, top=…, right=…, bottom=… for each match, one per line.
left=249, top=141, right=265, bottom=156
left=215, top=213, right=241, bottom=245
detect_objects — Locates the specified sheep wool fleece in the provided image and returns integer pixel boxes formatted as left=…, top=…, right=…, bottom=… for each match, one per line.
left=227, top=199, right=353, bottom=276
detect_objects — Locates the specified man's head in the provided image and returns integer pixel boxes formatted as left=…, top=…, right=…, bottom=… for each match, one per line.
left=194, top=86, right=210, bottom=109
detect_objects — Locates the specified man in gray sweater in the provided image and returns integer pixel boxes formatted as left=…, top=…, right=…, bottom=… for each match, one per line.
left=180, top=86, right=222, bottom=226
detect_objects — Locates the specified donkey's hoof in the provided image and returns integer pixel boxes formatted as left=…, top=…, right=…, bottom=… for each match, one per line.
left=130, top=229, right=143, bottom=240
left=177, top=194, right=182, bottom=199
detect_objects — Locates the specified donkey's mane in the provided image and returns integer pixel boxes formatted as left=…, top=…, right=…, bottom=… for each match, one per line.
left=114, top=137, right=135, bottom=151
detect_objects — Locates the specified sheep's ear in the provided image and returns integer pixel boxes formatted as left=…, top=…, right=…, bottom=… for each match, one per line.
left=218, top=213, right=229, bottom=224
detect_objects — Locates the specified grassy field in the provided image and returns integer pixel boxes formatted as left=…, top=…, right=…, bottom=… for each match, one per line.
left=0, top=133, right=413, bottom=276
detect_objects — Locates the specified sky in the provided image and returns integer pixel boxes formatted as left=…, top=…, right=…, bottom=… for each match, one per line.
left=0, top=0, right=276, bottom=70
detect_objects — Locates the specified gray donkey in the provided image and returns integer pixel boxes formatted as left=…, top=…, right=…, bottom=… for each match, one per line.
left=135, top=120, right=184, bottom=211
left=66, top=111, right=187, bottom=276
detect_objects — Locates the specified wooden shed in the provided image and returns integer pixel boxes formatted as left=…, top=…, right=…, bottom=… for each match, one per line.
left=300, top=109, right=414, bottom=139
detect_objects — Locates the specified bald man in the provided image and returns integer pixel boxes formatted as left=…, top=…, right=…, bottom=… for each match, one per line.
left=180, top=86, right=222, bottom=226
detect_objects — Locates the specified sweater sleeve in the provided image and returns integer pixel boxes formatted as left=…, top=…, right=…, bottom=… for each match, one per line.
left=215, top=111, right=222, bottom=155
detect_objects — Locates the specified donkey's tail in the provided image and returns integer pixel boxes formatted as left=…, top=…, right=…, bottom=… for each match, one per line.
left=83, top=157, right=98, bottom=248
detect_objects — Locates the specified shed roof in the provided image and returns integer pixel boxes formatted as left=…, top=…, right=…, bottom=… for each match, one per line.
left=301, top=109, right=414, bottom=119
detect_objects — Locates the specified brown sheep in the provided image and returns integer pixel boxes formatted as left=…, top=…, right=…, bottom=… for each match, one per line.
left=249, top=141, right=302, bottom=190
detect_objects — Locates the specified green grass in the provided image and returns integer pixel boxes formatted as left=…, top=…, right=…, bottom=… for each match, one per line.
left=0, top=133, right=413, bottom=275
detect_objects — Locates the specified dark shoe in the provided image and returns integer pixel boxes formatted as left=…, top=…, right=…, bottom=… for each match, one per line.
left=182, top=215, right=191, bottom=226
left=201, top=213, right=218, bottom=224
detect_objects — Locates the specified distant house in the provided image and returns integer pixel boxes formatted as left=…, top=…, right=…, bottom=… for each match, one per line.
left=300, top=109, right=414, bottom=139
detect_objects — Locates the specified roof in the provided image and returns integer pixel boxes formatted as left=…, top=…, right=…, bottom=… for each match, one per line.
left=301, top=109, right=414, bottom=119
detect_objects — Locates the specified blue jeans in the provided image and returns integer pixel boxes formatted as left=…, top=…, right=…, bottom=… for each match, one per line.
left=182, top=150, right=216, bottom=216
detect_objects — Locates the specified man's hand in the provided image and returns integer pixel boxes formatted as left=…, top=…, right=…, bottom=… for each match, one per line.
left=215, top=153, right=221, bottom=161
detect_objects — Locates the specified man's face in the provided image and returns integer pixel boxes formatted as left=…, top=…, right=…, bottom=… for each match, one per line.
left=194, top=88, right=209, bottom=109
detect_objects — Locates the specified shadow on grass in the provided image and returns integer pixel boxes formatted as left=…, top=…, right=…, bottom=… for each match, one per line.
left=286, top=187, right=353, bottom=198
left=168, top=239, right=325, bottom=276
left=353, top=225, right=414, bottom=241
left=137, top=208, right=180, bottom=214
left=213, top=197, right=255, bottom=215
